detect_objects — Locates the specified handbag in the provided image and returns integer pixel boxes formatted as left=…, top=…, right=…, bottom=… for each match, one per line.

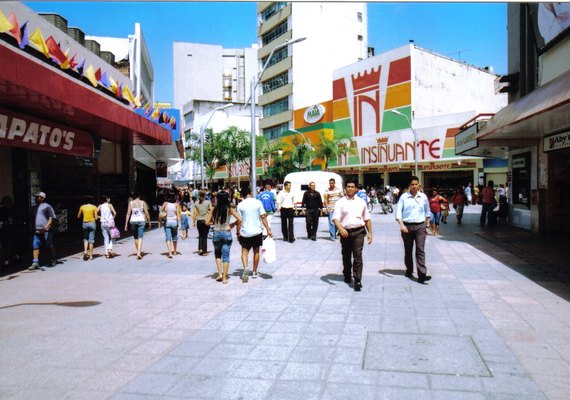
left=262, top=236, right=276, bottom=263
left=158, top=210, right=167, bottom=221
left=110, top=226, right=121, bottom=239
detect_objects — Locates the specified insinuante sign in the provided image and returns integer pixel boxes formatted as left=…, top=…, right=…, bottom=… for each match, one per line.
left=0, top=107, right=94, bottom=157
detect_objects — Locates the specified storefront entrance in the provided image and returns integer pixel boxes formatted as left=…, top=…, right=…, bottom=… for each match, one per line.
left=548, top=150, right=570, bottom=234
left=423, top=170, right=472, bottom=193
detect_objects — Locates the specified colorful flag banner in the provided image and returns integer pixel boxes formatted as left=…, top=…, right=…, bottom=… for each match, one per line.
left=19, top=21, right=29, bottom=49
left=121, top=85, right=135, bottom=104
left=29, top=27, right=50, bottom=58
left=84, top=65, right=98, bottom=87
left=100, top=71, right=111, bottom=88
left=8, top=12, right=21, bottom=44
left=46, top=36, right=68, bottom=67
left=0, top=10, right=14, bottom=33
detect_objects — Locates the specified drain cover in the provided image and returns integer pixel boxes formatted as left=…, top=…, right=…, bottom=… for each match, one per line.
left=364, top=332, right=491, bottom=377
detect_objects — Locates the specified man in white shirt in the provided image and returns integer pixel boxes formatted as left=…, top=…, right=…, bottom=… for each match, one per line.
left=276, top=181, right=296, bottom=243
left=237, top=187, right=272, bottom=280
left=333, top=179, right=373, bottom=291
left=395, top=176, right=432, bottom=283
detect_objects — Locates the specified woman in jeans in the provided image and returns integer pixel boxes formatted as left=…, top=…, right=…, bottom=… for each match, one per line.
left=77, top=196, right=98, bottom=260
left=159, top=192, right=181, bottom=258
left=97, top=195, right=117, bottom=258
left=428, top=189, right=447, bottom=236
left=206, top=191, right=241, bottom=283
left=124, top=193, right=151, bottom=260
left=193, top=190, right=212, bottom=256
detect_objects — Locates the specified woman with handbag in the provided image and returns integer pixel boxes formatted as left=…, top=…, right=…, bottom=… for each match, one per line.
left=159, top=192, right=181, bottom=258
left=451, top=186, right=468, bottom=225
left=193, top=190, right=212, bottom=256
left=206, top=190, right=241, bottom=283
left=97, top=195, right=117, bottom=258
left=124, top=192, right=151, bottom=260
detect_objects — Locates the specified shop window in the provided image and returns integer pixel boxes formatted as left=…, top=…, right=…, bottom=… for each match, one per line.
left=511, top=153, right=531, bottom=208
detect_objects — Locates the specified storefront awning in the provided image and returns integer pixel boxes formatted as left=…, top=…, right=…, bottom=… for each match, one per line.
left=0, top=43, right=171, bottom=146
left=458, top=68, right=570, bottom=157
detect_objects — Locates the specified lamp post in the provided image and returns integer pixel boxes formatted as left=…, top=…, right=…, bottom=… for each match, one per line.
left=247, top=37, right=306, bottom=192
left=389, top=109, right=418, bottom=178
left=199, top=103, right=233, bottom=188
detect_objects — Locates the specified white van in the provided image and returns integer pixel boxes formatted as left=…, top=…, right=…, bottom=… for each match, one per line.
left=283, top=171, right=343, bottom=215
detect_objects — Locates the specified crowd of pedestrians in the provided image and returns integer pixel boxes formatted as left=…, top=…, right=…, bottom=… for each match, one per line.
left=6, top=177, right=510, bottom=292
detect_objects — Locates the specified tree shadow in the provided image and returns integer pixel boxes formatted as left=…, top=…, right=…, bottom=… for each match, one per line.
left=0, top=301, right=101, bottom=310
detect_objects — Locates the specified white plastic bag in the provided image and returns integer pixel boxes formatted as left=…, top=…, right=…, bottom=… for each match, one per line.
left=262, top=236, right=276, bottom=263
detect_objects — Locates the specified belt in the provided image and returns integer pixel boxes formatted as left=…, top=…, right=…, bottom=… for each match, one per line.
left=403, top=221, right=424, bottom=225
left=345, top=226, right=365, bottom=232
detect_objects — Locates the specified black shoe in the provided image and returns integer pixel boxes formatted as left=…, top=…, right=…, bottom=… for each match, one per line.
left=354, top=281, right=362, bottom=291
left=344, top=276, right=352, bottom=283
left=311, top=237, right=317, bottom=241
left=289, top=239, right=295, bottom=243
left=405, top=272, right=413, bottom=279
left=418, top=275, right=432, bottom=284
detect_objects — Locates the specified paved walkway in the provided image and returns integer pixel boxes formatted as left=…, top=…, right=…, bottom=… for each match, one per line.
left=0, top=206, right=568, bottom=400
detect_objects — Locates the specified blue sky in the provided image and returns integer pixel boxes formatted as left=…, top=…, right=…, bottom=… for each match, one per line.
left=25, top=2, right=507, bottom=104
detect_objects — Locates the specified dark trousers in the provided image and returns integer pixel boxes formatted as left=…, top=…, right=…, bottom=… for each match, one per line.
left=197, top=220, right=209, bottom=253
left=305, top=209, right=320, bottom=239
left=401, top=222, right=428, bottom=278
left=480, top=203, right=493, bottom=226
left=340, top=227, right=365, bottom=283
left=280, top=208, right=295, bottom=241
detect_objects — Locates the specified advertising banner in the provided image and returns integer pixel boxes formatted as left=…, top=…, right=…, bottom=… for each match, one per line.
left=0, top=107, right=94, bottom=157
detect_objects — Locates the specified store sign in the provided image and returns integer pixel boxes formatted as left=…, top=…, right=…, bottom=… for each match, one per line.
left=304, top=104, right=326, bottom=124
left=544, top=131, right=570, bottom=152
left=455, top=123, right=479, bottom=154
left=512, top=157, right=526, bottom=168
left=0, top=107, right=94, bottom=157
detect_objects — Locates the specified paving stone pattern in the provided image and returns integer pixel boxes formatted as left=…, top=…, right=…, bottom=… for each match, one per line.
left=0, top=206, right=568, bottom=399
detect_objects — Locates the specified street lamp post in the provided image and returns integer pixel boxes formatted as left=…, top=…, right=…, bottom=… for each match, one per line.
left=247, top=37, right=306, bottom=192
left=199, top=103, right=233, bottom=189
left=389, top=109, right=418, bottom=178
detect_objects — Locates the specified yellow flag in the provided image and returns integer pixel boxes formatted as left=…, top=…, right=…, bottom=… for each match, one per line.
left=122, top=85, right=135, bottom=104
left=134, top=95, right=142, bottom=108
left=84, top=65, right=98, bottom=87
left=29, top=27, right=50, bottom=58
left=0, top=10, right=14, bottom=33
left=60, top=48, right=70, bottom=69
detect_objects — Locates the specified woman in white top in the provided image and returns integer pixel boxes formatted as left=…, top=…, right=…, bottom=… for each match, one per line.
left=97, top=195, right=117, bottom=258
left=159, top=192, right=181, bottom=258
left=124, top=192, right=151, bottom=260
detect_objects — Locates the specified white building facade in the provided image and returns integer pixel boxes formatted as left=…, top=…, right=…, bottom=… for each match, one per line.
left=257, top=2, right=369, bottom=140
left=172, top=42, right=258, bottom=109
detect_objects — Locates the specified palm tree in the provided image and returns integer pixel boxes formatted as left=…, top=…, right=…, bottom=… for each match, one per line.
left=314, top=133, right=357, bottom=170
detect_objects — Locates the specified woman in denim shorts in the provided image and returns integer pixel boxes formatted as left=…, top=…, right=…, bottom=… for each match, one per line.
left=159, top=192, right=181, bottom=258
left=124, top=193, right=151, bottom=260
left=206, top=191, right=242, bottom=284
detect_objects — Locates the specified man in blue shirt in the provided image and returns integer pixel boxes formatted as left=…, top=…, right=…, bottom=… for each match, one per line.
left=257, top=183, right=276, bottom=234
left=395, top=176, right=432, bottom=283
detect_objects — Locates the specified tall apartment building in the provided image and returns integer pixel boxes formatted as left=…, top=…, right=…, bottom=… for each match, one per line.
left=257, top=2, right=369, bottom=140
left=172, top=43, right=258, bottom=109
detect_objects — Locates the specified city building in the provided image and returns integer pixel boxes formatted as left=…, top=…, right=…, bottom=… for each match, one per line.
left=289, top=44, right=507, bottom=191
left=256, top=2, right=369, bottom=141
left=172, top=42, right=258, bottom=109
left=0, top=3, right=171, bottom=254
left=455, top=3, right=570, bottom=234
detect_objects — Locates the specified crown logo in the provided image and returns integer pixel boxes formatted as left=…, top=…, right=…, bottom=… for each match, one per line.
left=376, top=136, right=388, bottom=145
left=351, top=67, right=382, bottom=93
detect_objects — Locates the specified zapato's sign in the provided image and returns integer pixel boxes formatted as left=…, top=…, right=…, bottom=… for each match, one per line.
left=0, top=107, right=94, bottom=157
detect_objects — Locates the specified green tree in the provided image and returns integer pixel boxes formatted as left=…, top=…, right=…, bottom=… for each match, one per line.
left=215, top=126, right=251, bottom=185
left=314, top=133, right=357, bottom=170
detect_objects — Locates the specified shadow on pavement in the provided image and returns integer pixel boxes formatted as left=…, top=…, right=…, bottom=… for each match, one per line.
left=0, top=301, right=101, bottom=310
left=378, top=268, right=406, bottom=277
left=320, top=273, right=345, bottom=285
left=437, top=212, right=570, bottom=302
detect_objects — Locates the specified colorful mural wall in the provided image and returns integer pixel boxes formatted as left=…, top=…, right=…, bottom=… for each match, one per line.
left=331, top=45, right=464, bottom=170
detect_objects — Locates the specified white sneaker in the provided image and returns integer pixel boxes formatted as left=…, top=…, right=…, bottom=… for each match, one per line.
left=252, top=271, right=258, bottom=279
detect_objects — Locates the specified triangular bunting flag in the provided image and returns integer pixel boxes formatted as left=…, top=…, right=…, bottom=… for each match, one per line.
left=46, top=36, right=68, bottom=66
left=19, top=22, right=29, bottom=49
left=84, top=65, right=99, bottom=87
left=29, top=27, right=50, bottom=58
left=121, top=85, right=135, bottom=104
left=0, top=10, right=14, bottom=33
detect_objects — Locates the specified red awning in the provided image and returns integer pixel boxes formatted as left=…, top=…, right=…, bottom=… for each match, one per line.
left=0, top=43, right=171, bottom=146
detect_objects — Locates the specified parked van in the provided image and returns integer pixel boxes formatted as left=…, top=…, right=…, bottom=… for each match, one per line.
left=283, top=171, right=343, bottom=215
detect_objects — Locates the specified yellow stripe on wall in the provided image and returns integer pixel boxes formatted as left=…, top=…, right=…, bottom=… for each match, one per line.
left=333, top=99, right=350, bottom=120
left=384, top=81, right=411, bottom=110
